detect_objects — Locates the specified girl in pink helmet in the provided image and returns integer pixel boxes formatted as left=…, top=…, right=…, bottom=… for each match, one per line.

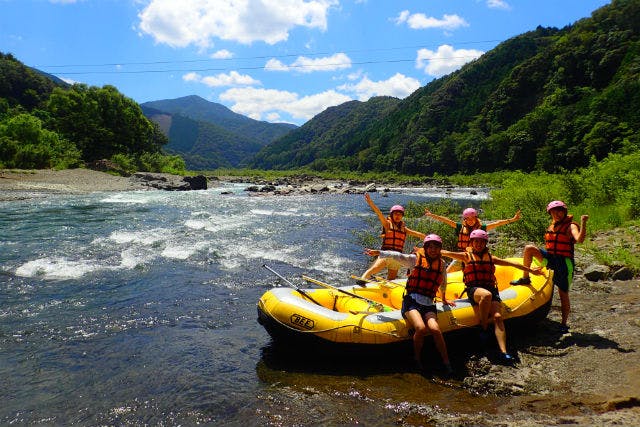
left=442, top=229, right=543, bottom=364
left=358, top=192, right=426, bottom=281
left=424, top=206, right=521, bottom=272
left=510, top=201, right=589, bottom=333
left=365, top=234, right=454, bottom=375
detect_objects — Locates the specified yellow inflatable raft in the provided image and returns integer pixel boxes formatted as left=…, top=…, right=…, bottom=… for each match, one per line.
left=257, top=258, right=553, bottom=346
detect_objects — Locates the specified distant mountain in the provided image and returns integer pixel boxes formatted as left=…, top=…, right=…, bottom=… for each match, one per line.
left=141, top=95, right=297, bottom=169
left=250, top=96, right=400, bottom=170
left=249, top=0, right=640, bottom=175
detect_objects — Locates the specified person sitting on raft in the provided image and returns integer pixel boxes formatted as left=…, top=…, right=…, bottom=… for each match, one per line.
left=441, top=229, right=543, bottom=364
left=424, top=206, right=521, bottom=272
left=365, top=234, right=454, bottom=375
left=359, top=192, right=426, bottom=283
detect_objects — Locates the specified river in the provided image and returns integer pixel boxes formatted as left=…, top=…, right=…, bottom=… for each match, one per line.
left=1, top=183, right=499, bottom=425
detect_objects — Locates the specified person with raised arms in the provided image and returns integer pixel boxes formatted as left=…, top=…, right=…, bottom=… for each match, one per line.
left=358, top=192, right=426, bottom=283
left=424, top=207, right=521, bottom=272
left=365, top=234, right=454, bottom=375
left=442, top=229, right=543, bottom=364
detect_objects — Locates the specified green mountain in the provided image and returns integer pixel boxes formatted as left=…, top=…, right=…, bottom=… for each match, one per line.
left=251, top=0, right=640, bottom=175
left=141, top=95, right=296, bottom=169
left=250, top=96, right=400, bottom=170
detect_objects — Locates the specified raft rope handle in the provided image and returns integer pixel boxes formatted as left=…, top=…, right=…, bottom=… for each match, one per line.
left=259, top=305, right=405, bottom=337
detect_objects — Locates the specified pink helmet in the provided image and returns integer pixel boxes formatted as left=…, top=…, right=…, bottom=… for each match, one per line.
left=389, top=205, right=405, bottom=214
left=546, top=200, right=567, bottom=213
left=462, top=207, right=477, bottom=218
left=469, top=229, right=489, bottom=241
left=423, top=234, right=443, bottom=246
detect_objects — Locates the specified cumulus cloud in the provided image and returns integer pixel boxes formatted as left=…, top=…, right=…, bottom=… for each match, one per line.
left=265, top=53, right=351, bottom=73
left=487, top=0, right=511, bottom=10
left=211, top=49, right=233, bottom=59
left=416, top=44, right=484, bottom=77
left=338, top=73, right=420, bottom=100
left=182, top=71, right=260, bottom=87
left=138, top=0, right=338, bottom=48
left=219, top=87, right=351, bottom=121
left=394, top=10, right=468, bottom=31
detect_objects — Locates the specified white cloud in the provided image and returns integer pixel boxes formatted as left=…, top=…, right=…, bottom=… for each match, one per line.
left=265, top=53, right=351, bottom=73
left=219, top=87, right=352, bottom=121
left=182, top=71, right=260, bottom=87
left=487, top=0, right=511, bottom=10
left=211, top=49, right=233, bottom=59
left=264, top=58, right=290, bottom=71
left=416, top=44, right=484, bottom=77
left=338, top=73, right=420, bottom=100
left=394, top=10, right=468, bottom=31
left=138, top=0, right=338, bottom=48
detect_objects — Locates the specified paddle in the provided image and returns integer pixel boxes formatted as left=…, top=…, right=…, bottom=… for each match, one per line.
left=301, top=275, right=393, bottom=312
left=351, top=274, right=406, bottom=289
left=262, top=264, right=322, bottom=306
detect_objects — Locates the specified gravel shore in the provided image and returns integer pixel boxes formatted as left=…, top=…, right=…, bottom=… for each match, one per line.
left=0, top=168, right=146, bottom=195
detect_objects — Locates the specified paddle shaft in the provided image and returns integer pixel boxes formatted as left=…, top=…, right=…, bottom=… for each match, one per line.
left=262, top=264, right=321, bottom=306
left=302, top=275, right=390, bottom=311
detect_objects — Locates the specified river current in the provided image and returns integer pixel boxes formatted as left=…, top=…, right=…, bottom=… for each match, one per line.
left=1, top=183, right=493, bottom=425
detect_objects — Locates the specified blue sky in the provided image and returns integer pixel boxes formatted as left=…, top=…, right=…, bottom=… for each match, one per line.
left=1, top=0, right=610, bottom=126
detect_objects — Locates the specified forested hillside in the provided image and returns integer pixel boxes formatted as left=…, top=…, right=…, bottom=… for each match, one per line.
left=0, top=52, right=182, bottom=173
left=141, top=95, right=296, bottom=169
left=250, top=96, right=400, bottom=170
left=251, top=0, right=640, bottom=175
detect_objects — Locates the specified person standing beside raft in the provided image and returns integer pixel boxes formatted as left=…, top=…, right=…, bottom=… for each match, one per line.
left=365, top=234, right=454, bottom=375
left=510, top=200, right=589, bottom=333
left=359, top=192, right=426, bottom=282
left=424, top=207, right=521, bottom=272
left=442, top=229, right=543, bottom=364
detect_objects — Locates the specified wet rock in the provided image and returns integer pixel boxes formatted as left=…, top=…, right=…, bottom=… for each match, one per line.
left=583, top=264, right=610, bottom=281
left=611, top=266, right=635, bottom=281
left=129, top=172, right=207, bottom=191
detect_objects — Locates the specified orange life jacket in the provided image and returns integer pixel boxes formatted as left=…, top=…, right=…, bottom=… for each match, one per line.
left=462, top=249, right=497, bottom=290
left=545, top=215, right=576, bottom=258
left=405, top=248, right=443, bottom=298
left=380, top=217, right=406, bottom=252
left=456, top=221, right=486, bottom=250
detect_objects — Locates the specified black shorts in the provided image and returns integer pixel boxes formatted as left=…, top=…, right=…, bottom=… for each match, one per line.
left=401, top=294, right=437, bottom=317
left=466, top=286, right=501, bottom=305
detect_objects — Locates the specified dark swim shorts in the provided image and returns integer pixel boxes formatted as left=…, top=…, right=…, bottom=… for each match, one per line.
left=466, top=286, right=501, bottom=305
left=401, top=294, right=437, bottom=317
left=539, top=248, right=574, bottom=293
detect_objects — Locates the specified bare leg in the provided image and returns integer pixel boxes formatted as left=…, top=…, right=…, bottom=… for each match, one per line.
left=474, top=289, right=492, bottom=330
left=405, top=309, right=427, bottom=364
left=426, top=315, right=449, bottom=365
left=520, top=245, right=543, bottom=279
left=387, top=268, right=399, bottom=280
left=491, top=303, right=507, bottom=353
left=558, top=289, right=571, bottom=326
left=360, top=258, right=387, bottom=280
